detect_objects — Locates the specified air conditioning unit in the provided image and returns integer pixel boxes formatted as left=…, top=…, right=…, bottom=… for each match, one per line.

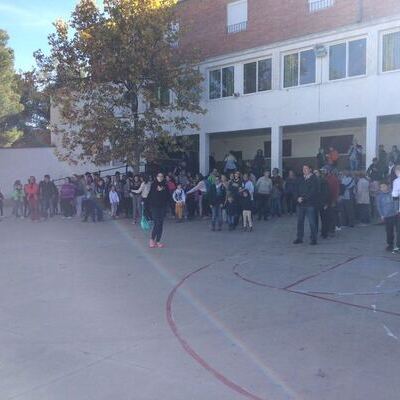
left=314, top=44, right=327, bottom=57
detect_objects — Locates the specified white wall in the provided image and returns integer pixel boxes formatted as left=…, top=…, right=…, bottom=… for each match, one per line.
left=210, top=123, right=399, bottom=162
left=0, top=147, right=113, bottom=197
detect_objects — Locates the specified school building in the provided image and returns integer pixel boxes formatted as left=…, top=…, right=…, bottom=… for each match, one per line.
left=175, top=0, right=400, bottom=174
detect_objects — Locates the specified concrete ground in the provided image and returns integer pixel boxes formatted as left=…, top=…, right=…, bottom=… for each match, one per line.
left=0, top=212, right=399, bottom=400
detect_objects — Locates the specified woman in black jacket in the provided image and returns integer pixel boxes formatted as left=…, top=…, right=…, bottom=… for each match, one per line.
left=147, top=173, right=170, bottom=248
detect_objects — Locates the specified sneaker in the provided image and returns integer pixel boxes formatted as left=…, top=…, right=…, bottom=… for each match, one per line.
left=149, top=240, right=156, bottom=248
left=393, top=247, right=400, bottom=255
left=156, top=243, right=165, bottom=248
left=386, top=245, right=394, bottom=252
left=293, top=239, right=303, bottom=244
left=335, top=226, right=341, bottom=232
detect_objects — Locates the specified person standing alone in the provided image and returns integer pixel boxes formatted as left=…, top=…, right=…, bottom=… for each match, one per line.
left=293, top=165, right=319, bottom=245
left=148, top=173, right=170, bottom=248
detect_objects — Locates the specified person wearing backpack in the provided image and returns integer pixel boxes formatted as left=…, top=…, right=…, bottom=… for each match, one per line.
left=339, top=171, right=356, bottom=227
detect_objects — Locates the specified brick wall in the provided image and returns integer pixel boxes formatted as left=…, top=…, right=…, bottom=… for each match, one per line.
left=177, top=0, right=400, bottom=60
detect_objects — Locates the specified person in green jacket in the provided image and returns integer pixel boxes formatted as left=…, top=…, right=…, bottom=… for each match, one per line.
left=12, top=180, right=24, bottom=218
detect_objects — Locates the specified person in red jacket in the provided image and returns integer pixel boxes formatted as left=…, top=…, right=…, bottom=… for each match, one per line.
left=325, top=168, right=340, bottom=235
left=24, top=176, right=40, bottom=221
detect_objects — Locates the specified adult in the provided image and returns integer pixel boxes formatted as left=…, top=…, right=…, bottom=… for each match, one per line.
left=209, top=152, right=216, bottom=173
left=392, top=165, right=400, bottom=254
left=252, top=149, right=265, bottom=179
left=241, top=173, right=255, bottom=200
left=255, top=170, right=272, bottom=220
left=348, top=139, right=362, bottom=171
left=339, top=171, right=356, bottom=228
left=378, top=144, right=388, bottom=178
left=59, top=177, right=76, bottom=219
left=316, top=169, right=331, bottom=239
left=327, top=147, right=339, bottom=167
left=208, top=176, right=226, bottom=231
left=293, top=165, right=319, bottom=245
left=131, top=175, right=143, bottom=224
left=39, top=175, right=57, bottom=219
left=147, top=173, right=170, bottom=248
left=224, top=151, right=237, bottom=174
left=366, top=157, right=383, bottom=182
left=132, top=175, right=152, bottom=220
left=389, top=145, right=400, bottom=166
left=325, top=169, right=340, bottom=235
left=25, top=176, right=40, bottom=221
left=284, top=170, right=298, bottom=216
left=316, top=148, right=326, bottom=169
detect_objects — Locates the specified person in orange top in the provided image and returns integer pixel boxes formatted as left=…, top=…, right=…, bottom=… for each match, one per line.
left=25, top=176, right=40, bottom=221
left=327, top=147, right=339, bottom=167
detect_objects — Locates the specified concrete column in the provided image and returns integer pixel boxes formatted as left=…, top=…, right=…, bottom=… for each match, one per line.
left=366, top=116, right=378, bottom=168
left=271, top=125, right=283, bottom=172
left=199, top=132, right=210, bottom=176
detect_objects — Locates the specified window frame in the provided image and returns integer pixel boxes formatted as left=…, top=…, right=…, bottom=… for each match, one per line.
left=381, top=28, right=400, bottom=74
left=282, top=48, right=316, bottom=89
left=227, top=0, right=248, bottom=34
left=208, top=65, right=235, bottom=100
left=242, top=57, right=273, bottom=95
left=328, top=37, right=367, bottom=81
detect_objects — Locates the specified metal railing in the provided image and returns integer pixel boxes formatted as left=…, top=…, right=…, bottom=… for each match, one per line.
left=227, top=21, right=247, bottom=34
left=309, top=0, right=335, bottom=13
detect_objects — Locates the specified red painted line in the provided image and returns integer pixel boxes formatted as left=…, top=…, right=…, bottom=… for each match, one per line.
left=283, top=255, right=361, bottom=290
left=287, top=289, right=400, bottom=318
left=166, top=262, right=265, bottom=400
left=233, top=265, right=278, bottom=289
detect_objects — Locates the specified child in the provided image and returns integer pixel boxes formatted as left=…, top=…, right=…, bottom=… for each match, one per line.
left=240, top=189, right=253, bottom=232
left=225, top=195, right=239, bottom=231
left=0, top=187, right=4, bottom=218
left=172, top=183, right=186, bottom=222
left=376, top=182, right=398, bottom=252
left=109, top=185, right=120, bottom=219
left=12, top=181, right=24, bottom=218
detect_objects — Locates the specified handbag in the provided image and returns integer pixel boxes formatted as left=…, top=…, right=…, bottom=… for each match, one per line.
left=140, top=203, right=151, bottom=231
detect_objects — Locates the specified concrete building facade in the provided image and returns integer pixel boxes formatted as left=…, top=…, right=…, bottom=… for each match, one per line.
left=175, top=0, right=400, bottom=174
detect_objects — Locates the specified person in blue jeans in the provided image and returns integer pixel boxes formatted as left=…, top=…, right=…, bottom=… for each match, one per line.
left=293, top=165, right=319, bottom=245
left=208, top=176, right=226, bottom=231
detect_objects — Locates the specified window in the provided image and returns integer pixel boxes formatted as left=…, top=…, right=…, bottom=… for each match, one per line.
left=209, top=67, right=235, bottom=99
left=227, top=0, right=247, bottom=34
left=309, top=0, right=335, bottom=13
left=382, top=31, right=400, bottom=72
left=320, top=135, right=353, bottom=154
left=244, top=59, right=272, bottom=94
left=264, top=140, right=292, bottom=158
left=329, top=38, right=366, bottom=80
left=283, top=50, right=315, bottom=88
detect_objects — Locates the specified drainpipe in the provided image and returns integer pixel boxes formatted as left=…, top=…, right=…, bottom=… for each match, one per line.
left=357, top=0, right=364, bottom=23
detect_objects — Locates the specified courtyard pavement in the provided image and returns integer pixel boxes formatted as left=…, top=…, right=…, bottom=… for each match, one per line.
left=0, top=212, right=399, bottom=400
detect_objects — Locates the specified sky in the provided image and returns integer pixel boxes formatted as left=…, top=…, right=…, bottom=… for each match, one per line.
left=0, top=0, right=86, bottom=72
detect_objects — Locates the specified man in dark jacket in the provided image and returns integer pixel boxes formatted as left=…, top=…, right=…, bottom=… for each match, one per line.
left=293, top=165, right=319, bottom=245
left=39, top=175, right=57, bottom=218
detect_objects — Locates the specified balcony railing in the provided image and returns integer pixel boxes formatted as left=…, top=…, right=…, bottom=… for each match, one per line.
left=309, top=0, right=335, bottom=13
left=227, top=21, right=247, bottom=34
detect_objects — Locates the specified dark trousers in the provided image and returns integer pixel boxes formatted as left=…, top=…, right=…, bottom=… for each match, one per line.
left=257, top=193, right=270, bottom=219
left=320, top=207, right=330, bottom=238
left=385, top=216, right=400, bottom=248
left=285, top=193, right=296, bottom=215
left=357, top=204, right=370, bottom=223
left=61, top=199, right=73, bottom=217
left=0, top=200, right=3, bottom=216
left=341, top=199, right=355, bottom=227
left=297, top=206, right=317, bottom=242
left=151, top=207, right=165, bottom=242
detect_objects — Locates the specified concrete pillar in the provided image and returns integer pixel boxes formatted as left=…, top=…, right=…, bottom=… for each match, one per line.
left=199, top=132, right=210, bottom=176
left=271, top=125, right=283, bottom=172
left=366, top=116, right=378, bottom=168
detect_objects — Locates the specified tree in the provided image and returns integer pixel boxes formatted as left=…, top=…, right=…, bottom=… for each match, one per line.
left=35, top=0, right=205, bottom=170
left=0, top=29, right=23, bottom=147
left=11, top=72, right=51, bottom=147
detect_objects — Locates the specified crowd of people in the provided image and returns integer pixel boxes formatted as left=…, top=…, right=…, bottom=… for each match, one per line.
left=0, top=144, right=399, bottom=251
